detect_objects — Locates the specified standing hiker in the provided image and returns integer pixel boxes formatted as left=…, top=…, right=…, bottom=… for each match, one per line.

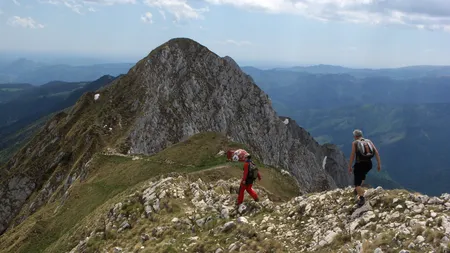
left=348, top=129, right=382, bottom=207
left=237, top=154, right=262, bottom=206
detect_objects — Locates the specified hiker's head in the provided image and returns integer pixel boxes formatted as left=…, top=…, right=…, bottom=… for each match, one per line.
left=245, top=154, right=251, bottom=160
left=353, top=129, right=363, bottom=140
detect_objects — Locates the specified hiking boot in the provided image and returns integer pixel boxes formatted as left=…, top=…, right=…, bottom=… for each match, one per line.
left=255, top=197, right=260, bottom=202
left=357, top=196, right=365, bottom=207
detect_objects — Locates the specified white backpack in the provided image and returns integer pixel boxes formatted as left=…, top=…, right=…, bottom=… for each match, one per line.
left=355, top=138, right=375, bottom=158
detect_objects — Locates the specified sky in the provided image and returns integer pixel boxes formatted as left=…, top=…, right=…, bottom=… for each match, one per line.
left=1, top=0, right=450, bottom=68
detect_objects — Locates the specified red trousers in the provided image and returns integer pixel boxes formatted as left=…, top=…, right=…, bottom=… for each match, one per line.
left=237, top=183, right=258, bottom=205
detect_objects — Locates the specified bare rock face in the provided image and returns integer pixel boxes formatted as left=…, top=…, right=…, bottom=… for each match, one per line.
left=0, top=38, right=351, bottom=235
left=0, top=176, right=35, bottom=234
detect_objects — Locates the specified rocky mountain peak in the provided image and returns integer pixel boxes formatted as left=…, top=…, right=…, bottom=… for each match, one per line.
left=0, top=38, right=351, bottom=235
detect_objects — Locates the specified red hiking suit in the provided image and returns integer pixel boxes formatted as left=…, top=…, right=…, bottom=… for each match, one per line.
left=237, top=160, right=262, bottom=205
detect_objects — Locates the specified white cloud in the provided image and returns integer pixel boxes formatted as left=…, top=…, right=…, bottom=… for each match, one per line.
left=81, top=0, right=136, bottom=4
left=12, top=0, right=21, bottom=6
left=8, top=16, right=45, bottom=28
left=221, top=40, right=252, bottom=46
left=39, top=0, right=136, bottom=14
left=141, top=11, right=153, bottom=23
left=64, top=1, right=83, bottom=14
left=143, top=0, right=208, bottom=22
left=42, top=0, right=207, bottom=20
left=204, top=0, right=450, bottom=32
left=37, top=0, right=450, bottom=32
left=205, top=0, right=292, bottom=14
left=38, top=0, right=59, bottom=4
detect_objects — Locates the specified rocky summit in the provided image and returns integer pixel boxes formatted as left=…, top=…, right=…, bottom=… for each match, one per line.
left=0, top=38, right=350, bottom=235
left=67, top=173, right=450, bottom=253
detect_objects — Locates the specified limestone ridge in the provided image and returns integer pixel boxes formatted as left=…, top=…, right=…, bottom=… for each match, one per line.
left=0, top=37, right=351, bottom=235
left=69, top=175, right=450, bottom=253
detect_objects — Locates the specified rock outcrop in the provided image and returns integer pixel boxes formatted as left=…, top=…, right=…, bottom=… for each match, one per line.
left=0, top=38, right=351, bottom=235
left=69, top=174, right=450, bottom=253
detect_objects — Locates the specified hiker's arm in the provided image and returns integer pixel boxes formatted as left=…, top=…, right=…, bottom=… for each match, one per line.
left=257, top=171, right=262, bottom=181
left=371, top=141, right=382, bottom=170
left=348, top=142, right=356, bottom=172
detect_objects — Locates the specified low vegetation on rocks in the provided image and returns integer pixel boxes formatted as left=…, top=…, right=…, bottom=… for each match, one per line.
left=69, top=173, right=450, bottom=253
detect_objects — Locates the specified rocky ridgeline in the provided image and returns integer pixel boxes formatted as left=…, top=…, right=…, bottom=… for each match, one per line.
left=68, top=174, right=450, bottom=253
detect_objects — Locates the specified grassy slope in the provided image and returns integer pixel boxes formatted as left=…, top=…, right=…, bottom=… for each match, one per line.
left=0, top=132, right=300, bottom=253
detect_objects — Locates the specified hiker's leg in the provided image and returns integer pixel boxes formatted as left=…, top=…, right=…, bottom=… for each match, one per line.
left=358, top=179, right=365, bottom=196
left=354, top=165, right=364, bottom=197
left=356, top=186, right=364, bottom=196
left=360, top=176, right=366, bottom=196
left=237, top=184, right=246, bottom=205
left=359, top=162, right=373, bottom=196
left=246, top=184, right=259, bottom=201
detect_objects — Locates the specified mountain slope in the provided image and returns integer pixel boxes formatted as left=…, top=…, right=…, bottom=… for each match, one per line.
left=0, top=75, right=116, bottom=164
left=0, top=83, right=34, bottom=103
left=0, top=38, right=351, bottom=236
left=0, top=133, right=300, bottom=253
left=290, top=104, right=450, bottom=196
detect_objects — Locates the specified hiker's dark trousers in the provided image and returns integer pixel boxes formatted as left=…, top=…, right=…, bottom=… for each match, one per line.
left=354, top=161, right=373, bottom=186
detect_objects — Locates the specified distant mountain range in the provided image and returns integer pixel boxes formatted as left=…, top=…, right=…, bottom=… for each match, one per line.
left=244, top=64, right=450, bottom=79
left=2, top=57, right=450, bottom=85
left=0, top=58, right=133, bottom=85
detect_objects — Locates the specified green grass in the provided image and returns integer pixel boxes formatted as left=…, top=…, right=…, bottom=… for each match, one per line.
left=0, top=132, right=299, bottom=253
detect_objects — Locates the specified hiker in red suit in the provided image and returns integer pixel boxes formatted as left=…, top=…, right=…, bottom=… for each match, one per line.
left=237, top=154, right=262, bottom=205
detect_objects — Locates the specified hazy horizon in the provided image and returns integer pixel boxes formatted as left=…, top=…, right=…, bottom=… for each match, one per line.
left=2, top=48, right=450, bottom=70
left=1, top=1, right=450, bottom=69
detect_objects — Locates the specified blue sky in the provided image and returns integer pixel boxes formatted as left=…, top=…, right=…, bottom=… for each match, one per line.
left=1, top=0, right=450, bottom=68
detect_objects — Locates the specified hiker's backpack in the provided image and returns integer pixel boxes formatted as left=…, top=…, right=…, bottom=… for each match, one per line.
left=247, top=162, right=259, bottom=182
left=355, top=138, right=375, bottom=159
